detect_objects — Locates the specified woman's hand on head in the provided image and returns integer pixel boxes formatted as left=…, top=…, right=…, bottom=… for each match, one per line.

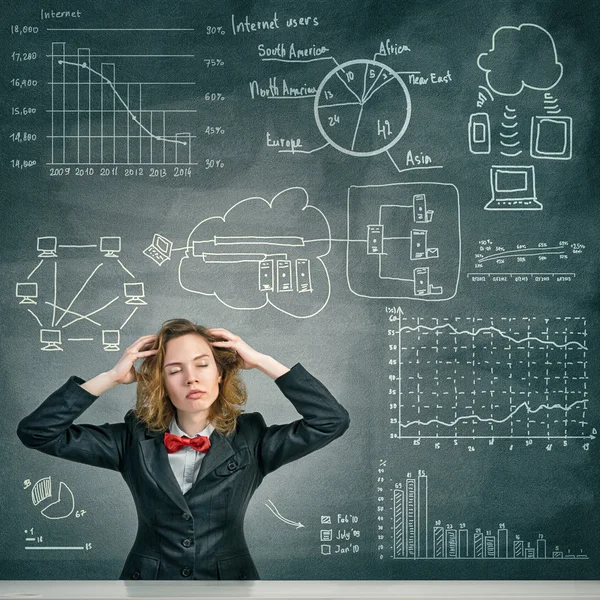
left=108, top=334, right=158, bottom=384
left=207, top=328, right=265, bottom=370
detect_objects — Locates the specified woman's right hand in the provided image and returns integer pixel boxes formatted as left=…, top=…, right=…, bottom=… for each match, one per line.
left=108, top=335, right=158, bottom=385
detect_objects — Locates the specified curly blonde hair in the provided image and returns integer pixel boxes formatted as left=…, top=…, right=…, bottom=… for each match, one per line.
left=134, top=319, right=247, bottom=436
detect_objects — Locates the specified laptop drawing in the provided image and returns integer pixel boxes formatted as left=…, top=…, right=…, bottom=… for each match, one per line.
left=485, top=165, right=542, bottom=211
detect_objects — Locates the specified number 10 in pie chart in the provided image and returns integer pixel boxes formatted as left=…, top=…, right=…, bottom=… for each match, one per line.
left=314, top=59, right=412, bottom=157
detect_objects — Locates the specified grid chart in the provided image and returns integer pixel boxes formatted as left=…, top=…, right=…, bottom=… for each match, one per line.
left=395, top=316, right=590, bottom=440
left=392, top=472, right=588, bottom=559
left=49, top=42, right=195, bottom=165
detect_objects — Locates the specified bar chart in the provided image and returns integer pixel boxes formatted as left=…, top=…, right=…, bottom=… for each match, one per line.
left=390, top=471, right=587, bottom=560
left=48, top=42, right=196, bottom=165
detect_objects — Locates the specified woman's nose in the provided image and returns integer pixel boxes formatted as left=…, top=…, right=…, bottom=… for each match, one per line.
left=185, top=370, right=199, bottom=384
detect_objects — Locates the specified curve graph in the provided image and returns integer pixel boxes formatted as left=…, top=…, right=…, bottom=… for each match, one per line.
left=391, top=315, right=592, bottom=441
left=49, top=42, right=196, bottom=165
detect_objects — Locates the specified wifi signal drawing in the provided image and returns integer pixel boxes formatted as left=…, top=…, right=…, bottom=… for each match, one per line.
left=544, top=92, right=561, bottom=115
left=476, top=85, right=494, bottom=108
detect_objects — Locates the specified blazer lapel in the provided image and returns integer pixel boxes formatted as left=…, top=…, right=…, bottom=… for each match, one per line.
left=195, top=429, right=235, bottom=485
left=140, top=433, right=190, bottom=513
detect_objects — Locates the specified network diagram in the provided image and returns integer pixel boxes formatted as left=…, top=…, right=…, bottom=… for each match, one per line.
left=141, top=184, right=460, bottom=317
left=15, top=236, right=146, bottom=351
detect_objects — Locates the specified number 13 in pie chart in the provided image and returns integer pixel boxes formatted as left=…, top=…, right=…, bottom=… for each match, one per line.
left=314, top=59, right=412, bottom=157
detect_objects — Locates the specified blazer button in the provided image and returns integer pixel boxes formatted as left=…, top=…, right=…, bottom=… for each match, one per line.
left=238, top=571, right=247, bottom=580
left=182, top=538, right=193, bottom=547
left=132, top=571, right=140, bottom=580
left=181, top=567, right=191, bottom=577
left=227, top=461, right=237, bottom=472
left=182, top=512, right=191, bottom=520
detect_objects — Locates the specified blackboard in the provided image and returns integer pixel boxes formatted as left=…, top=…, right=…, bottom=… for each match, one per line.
left=2, top=0, right=599, bottom=581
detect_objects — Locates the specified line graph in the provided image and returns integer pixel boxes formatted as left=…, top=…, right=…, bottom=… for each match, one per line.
left=468, top=239, right=585, bottom=283
left=48, top=42, right=196, bottom=165
left=388, top=315, right=592, bottom=441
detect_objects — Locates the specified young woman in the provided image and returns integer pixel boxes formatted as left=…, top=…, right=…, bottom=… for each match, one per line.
left=17, top=319, right=350, bottom=580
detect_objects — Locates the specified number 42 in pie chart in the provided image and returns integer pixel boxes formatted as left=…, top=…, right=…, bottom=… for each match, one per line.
left=314, top=59, right=412, bottom=157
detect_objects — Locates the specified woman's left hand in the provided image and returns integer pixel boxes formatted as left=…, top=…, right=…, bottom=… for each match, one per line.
left=207, top=328, right=265, bottom=370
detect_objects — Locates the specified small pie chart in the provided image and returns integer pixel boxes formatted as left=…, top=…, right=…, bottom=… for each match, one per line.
left=31, top=476, right=75, bottom=520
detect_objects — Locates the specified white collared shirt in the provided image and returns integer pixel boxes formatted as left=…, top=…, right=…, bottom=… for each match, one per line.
left=166, top=417, right=215, bottom=494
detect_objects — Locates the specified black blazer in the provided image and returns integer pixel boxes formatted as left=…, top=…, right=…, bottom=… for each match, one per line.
left=17, top=363, right=350, bottom=580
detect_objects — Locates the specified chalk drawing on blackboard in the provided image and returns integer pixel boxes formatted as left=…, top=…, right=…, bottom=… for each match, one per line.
left=387, top=314, right=593, bottom=443
left=476, top=85, right=494, bottom=108
left=262, top=55, right=443, bottom=174
left=123, top=282, right=146, bottom=305
left=347, top=183, right=460, bottom=301
left=31, top=477, right=51, bottom=506
left=468, top=113, right=491, bottom=154
left=102, top=330, right=121, bottom=351
left=313, top=59, right=411, bottom=157
left=17, top=239, right=146, bottom=350
left=37, top=236, right=57, bottom=258
left=41, top=482, right=75, bottom=520
left=485, top=165, right=541, bottom=211
left=264, top=500, right=305, bottom=529
left=473, top=239, right=583, bottom=271
left=99, top=237, right=121, bottom=258
left=499, top=106, right=522, bottom=158
left=384, top=469, right=588, bottom=559
left=40, top=329, right=63, bottom=351
left=471, top=23, right=573, bottom=196
left=30, top=477, right=75, bottom=520
left=49, top=42, right=196, bottom=166
left=144, top=234, right=173, bottom=265
left=477, top=24, right=563, bottom=97
left=468, top=238, right=583, bottom=283
left=15, top=282, right=38, bottom=305
left=530, top=115, right=572, bottom=160
left=178, top=187, right=331, bottom=318
left=543, top=93, right=561, bottom=115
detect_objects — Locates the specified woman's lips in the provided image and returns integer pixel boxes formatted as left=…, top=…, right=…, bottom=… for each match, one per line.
left=186, top=390, right=206, bottom=399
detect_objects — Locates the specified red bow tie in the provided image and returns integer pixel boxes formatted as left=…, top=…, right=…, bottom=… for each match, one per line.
left=164, top=431, right=211, bottom=454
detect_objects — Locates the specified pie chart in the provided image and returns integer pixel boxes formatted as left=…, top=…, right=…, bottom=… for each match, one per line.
left=314, top=59, right=412, bottom=157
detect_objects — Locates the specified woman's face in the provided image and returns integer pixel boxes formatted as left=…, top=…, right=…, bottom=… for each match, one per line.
left=163, top=333, right=222, bottom=416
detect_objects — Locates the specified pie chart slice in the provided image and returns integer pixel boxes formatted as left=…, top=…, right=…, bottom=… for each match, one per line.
left=316, top=69, right=363, bottom=108
left=40, top=481, right=75, bottom=519
left=315, top=104, right=364, bottom=153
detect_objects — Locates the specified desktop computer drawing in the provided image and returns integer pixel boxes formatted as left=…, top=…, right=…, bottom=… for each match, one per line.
left=530, top=116, right=572, bottom=160
left=295, top=258, right=312, bottom=293
left=102, top=330, right=120, bottom=351
left=413, top=267, right=443, bottom=296
left=143, top=234, right=173, bottom=266
left=40, top=329, right=63, bottom=351
left=258, top=259, right=275, bottom=291
left=485, top=165, right=542, bottom=211
left=413, top=194, right=433, bottom=223
left=16, top=282, right=38, bottom=304
left=124, top=282, right=146, bottom=305
left=100, top=236, right=121, bottom=257
left=37, top=236, right=57, bottom=258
